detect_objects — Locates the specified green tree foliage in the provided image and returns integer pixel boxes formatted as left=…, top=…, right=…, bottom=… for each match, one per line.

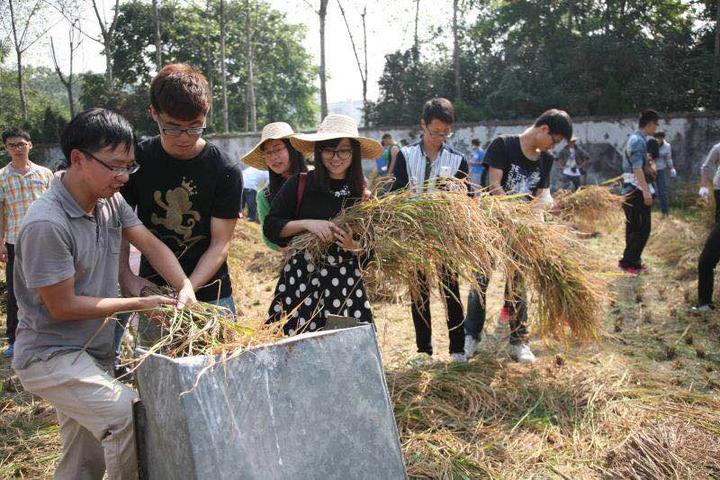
left=369, top=0, right=719, bottom=125
left=109, top=0, right=318, bottom=133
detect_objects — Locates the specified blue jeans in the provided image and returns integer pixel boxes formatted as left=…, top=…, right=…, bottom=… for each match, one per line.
left=207, top=295, right=237, bottom=317
left=242, top=188, right=258, bottom=221
left=654, top=168, right=669, bottom=215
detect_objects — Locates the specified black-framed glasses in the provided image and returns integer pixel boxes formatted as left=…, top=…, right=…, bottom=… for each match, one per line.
left=156, top=119, right=206, bottom=137
left=80, top=149, right=140, bottom=176
left=6, top=142, right=29, bottom=150
left=321, top=148, right=353, bottom=161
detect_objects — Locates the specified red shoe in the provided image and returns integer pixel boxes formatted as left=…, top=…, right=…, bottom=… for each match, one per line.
left=618, top=263, right=640, bottom=275
left=499, top=306, right=511, bottom=323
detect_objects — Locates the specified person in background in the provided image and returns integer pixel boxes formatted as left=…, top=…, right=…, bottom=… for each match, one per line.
left=653, top=131, right=676, bottom=217
left=699, top=141, right=720, bottom=224
left=390, top=98, right=470, bottom=364
left=464, top=109, right=572, bottom=364
left=241, top=166, right=269, bottom=222
left=0, top=127, right=54, bottom=359
left=618, top=110, right=659, bottom=275
left=557, top=136, right=589, bottom=191
left=378, top=133, right=401, bottom=176
left=241, top=122, right=307, bottom=251
left=469, top=138, right=486, bottom=190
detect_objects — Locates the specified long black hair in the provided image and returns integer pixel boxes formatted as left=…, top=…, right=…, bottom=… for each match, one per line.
left=313, top=138, right=364, bottom=198
left=264, top=138, right=307, bottom=202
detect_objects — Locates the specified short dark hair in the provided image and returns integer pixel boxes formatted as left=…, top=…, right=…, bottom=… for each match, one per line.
left=61, top=108, right=135, bottom=164
left=534, top=109, right=572, bottom=140
left=654, top=131, right=666, bottom=138
left=2, top=127, right=31, bottom=144
left=313, top=138, right=364, bottom=198
left=264, top=139, right=307, bottom=202
left=151, top=63, right=211, bottom=120
left=422, top=98, right=454, bottom=125
left=639, top=110, right=659, bottom=128
left=381, top=133, right=392, bottom=141
left=471, top=138, right=480, bottom=147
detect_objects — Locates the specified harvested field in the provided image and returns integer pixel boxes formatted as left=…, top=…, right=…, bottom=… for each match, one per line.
left=2, top=218, right=720, bottom=479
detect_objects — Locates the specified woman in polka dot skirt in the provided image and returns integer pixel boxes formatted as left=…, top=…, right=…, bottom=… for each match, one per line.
left=263, top=114, right=384, bottom=335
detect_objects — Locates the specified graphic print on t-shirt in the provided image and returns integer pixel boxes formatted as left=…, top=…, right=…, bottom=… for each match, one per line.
left=150, top=178, right=206, bottom=257
left=505, top=163, right=542, bottom=195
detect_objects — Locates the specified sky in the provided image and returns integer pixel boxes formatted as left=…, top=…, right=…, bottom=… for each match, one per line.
left=15, top=0, right=454, bottom=105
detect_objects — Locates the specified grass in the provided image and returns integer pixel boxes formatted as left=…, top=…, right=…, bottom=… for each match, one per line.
left=2, top=214, right=720, bottom=479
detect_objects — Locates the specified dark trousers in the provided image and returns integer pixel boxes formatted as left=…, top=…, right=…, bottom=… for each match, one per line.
left=410, top=269, right=464, bottom=355
left=242, top=188, right=258, bottom=221
left=5, top=243, right=18, bottom=344
left=714, top=189, right=720, bottom=224
left=465, top=270, right=529, bottom=345
left=620, top=188, right=652, bottom=269
left=698, top=222, right=720, bottom=306
left=654, top=168, right=669, bottom=215
left=563, top=174, right=582, bottom=191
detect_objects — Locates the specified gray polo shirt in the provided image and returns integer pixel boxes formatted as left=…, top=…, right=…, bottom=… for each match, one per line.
left=11, top=178, right=141, bottom=370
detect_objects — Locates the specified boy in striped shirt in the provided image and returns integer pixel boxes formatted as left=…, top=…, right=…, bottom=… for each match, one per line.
left=0, top=128, right=54, bottom=358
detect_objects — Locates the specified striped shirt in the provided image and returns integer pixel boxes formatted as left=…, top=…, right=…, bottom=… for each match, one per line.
left=0, top=162, right=54, bottom=244
left=391, top=139, right=469, bottom=193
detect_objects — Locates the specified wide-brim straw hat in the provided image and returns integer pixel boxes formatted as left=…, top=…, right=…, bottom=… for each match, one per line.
left=290, top=114, right=384, bottom=160
left=241, top=122, right=296, bottom=169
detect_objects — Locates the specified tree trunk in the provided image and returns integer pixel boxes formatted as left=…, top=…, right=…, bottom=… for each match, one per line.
left=714, top=0, right=720, bottom=108
left=361, top=6, right=368, bottom=126
left=219, top=0, right=230, bottom=133
left=104, top=35, right=114, bottom=87
left=206, top=0, right=215, bottom=128
left=8, top=0, right=28, bottom=121
left=452, top=0, right=461, bottom=102
left=413, top=0, right=420, bottom=61
left=245, top=0, right=257, bottom=132
left=319, top=0, right=329, bottom=119
left=153, top=0, right=162, bottom=70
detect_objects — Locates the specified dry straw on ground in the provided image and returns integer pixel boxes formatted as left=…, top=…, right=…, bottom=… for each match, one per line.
left=553, top=185, right=625, bottom=232
left=291, top=182, right=608, bottom=342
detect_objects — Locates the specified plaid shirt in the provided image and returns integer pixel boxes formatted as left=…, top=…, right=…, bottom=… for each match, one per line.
left=0, top=162, right=54, bottom=244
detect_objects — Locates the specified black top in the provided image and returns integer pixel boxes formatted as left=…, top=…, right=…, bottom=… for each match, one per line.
left=121, top=136, right=243, bottom=301
left=485, top=135, right=553, bottom=197
left=263, top=171, right=359, bottom=247
left=646, top=138, right=660, bottom=160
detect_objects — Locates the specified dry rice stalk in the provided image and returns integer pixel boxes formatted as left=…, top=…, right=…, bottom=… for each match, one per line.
left=290, top=182, right=607, bottom=342
left=553, top=186, right=625, bottom=232
left=648, top=218, right=706, bottom=279
left=605, top=419, right=720, bottom=479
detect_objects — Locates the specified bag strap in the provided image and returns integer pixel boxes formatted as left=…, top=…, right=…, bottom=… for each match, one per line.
left=294, top=172, right=307, bottom=219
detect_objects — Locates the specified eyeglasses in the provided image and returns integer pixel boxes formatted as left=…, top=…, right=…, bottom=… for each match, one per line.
left=6, top=142, right=29, bottom=150
left=156, top=119, right=206, bottom=137
left=424, top=127, right=453, bottom=139
left=80, top=149, right=140, bottom=177
left=263, top=145, right=287, bottom=158
left=548, top=133, right=564, bottom=146
left=321, top=148, right=353, bottom=161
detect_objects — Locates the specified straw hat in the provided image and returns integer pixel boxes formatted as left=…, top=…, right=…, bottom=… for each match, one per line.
left=290, top=114, right=384, bottom=160
left=241, top=122, right=296, bottom=170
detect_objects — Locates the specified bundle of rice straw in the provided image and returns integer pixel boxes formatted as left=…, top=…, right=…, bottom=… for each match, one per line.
left=290, top=181, right=607, bottom=342
left=553, top=185, right=626, bottom=232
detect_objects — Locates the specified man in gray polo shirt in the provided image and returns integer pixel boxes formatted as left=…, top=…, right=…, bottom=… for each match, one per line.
left=12, top=108, right=196, bottom=480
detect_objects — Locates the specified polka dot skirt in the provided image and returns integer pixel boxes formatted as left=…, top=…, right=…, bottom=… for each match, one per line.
left=266, top=246, right=373, bottom=336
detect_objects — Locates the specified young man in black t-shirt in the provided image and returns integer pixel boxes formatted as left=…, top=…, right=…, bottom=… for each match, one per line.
left=120, top=64, right=243, bottom=314
left=465, top=109, right=572, bottom=363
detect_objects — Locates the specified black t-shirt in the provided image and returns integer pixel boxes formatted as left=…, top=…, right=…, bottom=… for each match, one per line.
left=646, top=138, right=660, bottom=160
left=121, top=136, right=243, bottom=302
left=485, top=135, right=553, bottom=197
left=263, top=171, right=359, bottom=248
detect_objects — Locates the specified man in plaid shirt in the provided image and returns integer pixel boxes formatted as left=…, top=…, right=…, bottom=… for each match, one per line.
left=1, top=128, right=53, bottom=358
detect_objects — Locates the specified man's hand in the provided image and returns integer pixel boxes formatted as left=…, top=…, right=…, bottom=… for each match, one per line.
left=176, top=282, right=196, bottom=309
left=643, top=190, right=653, bottom=207
left=699, top=186, right=710, bottom=200
left=120, top=271, right=159, bottom=298
left=0, top=244, right=8, bottom=263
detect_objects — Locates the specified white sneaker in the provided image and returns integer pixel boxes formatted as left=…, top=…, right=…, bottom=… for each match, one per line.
left=511, top=342, right=536, bottom=363
left=450, top=352, right=467, bottom=363
left=464, top=335, right=479, bottom=359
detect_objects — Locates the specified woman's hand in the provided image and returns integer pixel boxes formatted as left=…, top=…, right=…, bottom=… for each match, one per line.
left=333, top=225, right=360, bottom=252
left=303, top=219, right=336, bottom=243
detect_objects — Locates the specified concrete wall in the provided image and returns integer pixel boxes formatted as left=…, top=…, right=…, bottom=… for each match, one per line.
left=208, top=113, right=720, bottom=184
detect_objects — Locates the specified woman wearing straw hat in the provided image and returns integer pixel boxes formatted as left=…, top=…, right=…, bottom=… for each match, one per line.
left=241, top=122, right=308, bottom=251
left=264, top=114, right=383, bottom=335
